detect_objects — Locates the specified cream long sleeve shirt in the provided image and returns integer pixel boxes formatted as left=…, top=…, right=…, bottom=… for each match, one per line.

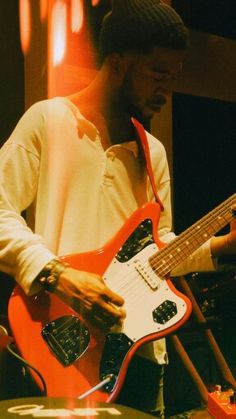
left=0, top=97, right=216, bottom=363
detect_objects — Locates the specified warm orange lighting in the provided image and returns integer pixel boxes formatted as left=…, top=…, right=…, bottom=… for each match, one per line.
left=91, top=0, right=101, bottom=5
left=40, top=0, right=49, bottom=22
left=71, top=0, right=84, bottom=33
left=51, top=0, right=67, bottom=66
left=19, top=0, right=31, bottom=54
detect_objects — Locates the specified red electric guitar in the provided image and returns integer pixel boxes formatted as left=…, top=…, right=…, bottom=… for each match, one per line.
left=8, top=193, right=235, bottom=402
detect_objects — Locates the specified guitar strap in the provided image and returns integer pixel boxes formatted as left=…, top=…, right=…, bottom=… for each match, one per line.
left=132, top=117, right=164, bottom=210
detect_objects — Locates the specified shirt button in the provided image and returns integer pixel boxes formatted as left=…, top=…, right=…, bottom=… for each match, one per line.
left=104, top=173, right=114, bottom=180
left=107, top=151, right=115, bottom=160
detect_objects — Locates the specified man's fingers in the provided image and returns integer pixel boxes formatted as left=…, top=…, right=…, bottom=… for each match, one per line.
left=84, top=304, right=124, bottom=330
left=104, top=288, right=125, bottom=306
left=96, top=299, right=126, bottom=322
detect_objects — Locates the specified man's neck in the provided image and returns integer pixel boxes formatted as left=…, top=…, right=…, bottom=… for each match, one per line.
left=67, top=75, right=137, bottom=148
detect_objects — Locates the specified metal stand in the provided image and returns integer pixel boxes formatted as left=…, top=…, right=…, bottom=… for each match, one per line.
left=169, top=276, right=236, bottom=404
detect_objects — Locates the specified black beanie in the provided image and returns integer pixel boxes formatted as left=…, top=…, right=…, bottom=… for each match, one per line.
left=111, top=0, right=184, bottom=29
left=99, top=0, right=188, bottom=62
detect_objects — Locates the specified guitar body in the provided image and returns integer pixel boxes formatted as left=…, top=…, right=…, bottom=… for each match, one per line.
left=8, top=202, right=192, bottom=402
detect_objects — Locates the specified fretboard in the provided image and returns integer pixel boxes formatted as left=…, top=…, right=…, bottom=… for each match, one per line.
left=149, top=193, right=236, bottom=277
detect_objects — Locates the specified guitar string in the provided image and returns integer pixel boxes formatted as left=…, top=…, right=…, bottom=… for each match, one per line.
left=109, top=267, right=168, bottom=334
left=154, top=221, right=227, bottom=278
left=110, top=264, right=186, bottom=339
left=108, top=258, right=160, bottom=304
left=106, top=194, right=235, bottom=304
left=149, top=194, right=236, bottom=278
left=155, top=194, right=234, bottom=263
left=150, top=215, right=232, bottom=279
left=108, top=248, right=171, bottom=326
left=158, top=205, right=234, bottom=277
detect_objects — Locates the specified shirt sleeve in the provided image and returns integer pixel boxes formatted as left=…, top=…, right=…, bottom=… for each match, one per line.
left=0, top=103, right=56, bottom=295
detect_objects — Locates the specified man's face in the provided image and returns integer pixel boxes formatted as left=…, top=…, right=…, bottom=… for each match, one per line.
left=119, top=47, right=185, bottom=122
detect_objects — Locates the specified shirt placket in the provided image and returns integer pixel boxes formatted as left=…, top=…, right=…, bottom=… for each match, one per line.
left=102, top=150, right=116, bottom=186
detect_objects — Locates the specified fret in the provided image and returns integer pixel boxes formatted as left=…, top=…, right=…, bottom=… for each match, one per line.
left=149, top=193, right=236, bottom=277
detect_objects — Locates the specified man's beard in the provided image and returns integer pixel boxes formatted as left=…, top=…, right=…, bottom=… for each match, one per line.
left=119, top=74, right=151, bottom=125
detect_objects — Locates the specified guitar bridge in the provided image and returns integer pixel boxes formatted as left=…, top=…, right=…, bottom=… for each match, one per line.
left=134, top=259, right=159, bottom=290
left=42, top=315, right=90, bottom=366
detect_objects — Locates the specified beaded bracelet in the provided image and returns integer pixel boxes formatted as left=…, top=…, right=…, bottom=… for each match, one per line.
left=36, top=258, right=69, bottom=292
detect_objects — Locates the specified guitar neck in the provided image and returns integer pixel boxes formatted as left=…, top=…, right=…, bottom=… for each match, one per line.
left=150, top=193, right=236, bottom=277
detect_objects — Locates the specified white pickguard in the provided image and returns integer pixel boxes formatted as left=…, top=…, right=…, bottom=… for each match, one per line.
left=104, top=243, right=187, bottom=342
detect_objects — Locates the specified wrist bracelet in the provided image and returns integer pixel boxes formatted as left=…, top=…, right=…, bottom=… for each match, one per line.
left=36, top=259, right=69, bottom=292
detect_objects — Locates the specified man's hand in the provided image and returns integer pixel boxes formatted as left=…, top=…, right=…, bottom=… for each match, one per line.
left=211, top=204, right=236, bottom=257
left=54, top=267, right=126, bottom=330
left=226, top=211, right=236, bottom=253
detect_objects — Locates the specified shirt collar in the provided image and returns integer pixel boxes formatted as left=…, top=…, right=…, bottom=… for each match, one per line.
left=61, top=97, right=139, bottom=157
left=117, top=141, right=139, bottom=158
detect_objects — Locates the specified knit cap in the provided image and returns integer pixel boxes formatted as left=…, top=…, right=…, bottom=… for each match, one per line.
left=99, top=0, right=188, bottom=61
left=111, top=0, right=184, bottom=30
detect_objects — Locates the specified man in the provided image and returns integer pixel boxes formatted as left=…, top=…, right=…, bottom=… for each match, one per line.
left=0, top=0, right=235, bottom=417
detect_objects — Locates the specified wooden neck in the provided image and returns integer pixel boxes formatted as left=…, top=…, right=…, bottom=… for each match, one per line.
left=150, top=193, right=236, bottom=277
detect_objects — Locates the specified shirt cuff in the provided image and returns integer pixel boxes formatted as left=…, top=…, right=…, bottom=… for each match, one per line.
left=16, top=246, right=57, bottom=295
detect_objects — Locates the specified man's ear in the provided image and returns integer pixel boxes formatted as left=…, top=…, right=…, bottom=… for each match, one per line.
left=107, top=52, right=129, bottom=79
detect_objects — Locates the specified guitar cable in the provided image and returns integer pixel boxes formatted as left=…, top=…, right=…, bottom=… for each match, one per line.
left=6, top=342, right=48, bottom=396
